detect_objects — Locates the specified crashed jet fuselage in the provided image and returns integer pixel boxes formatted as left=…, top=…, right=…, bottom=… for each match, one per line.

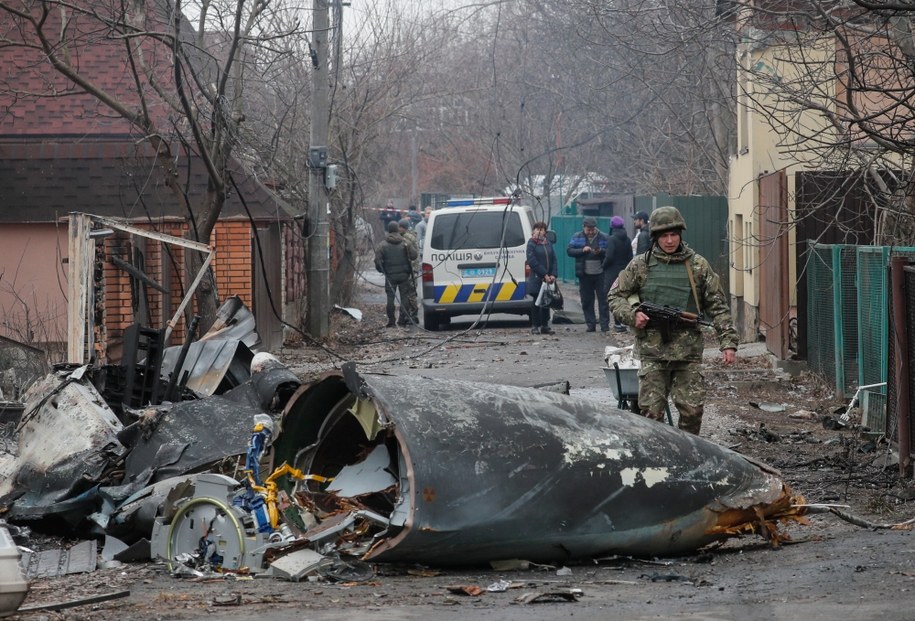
left=276, top=364, right=800, bottom=566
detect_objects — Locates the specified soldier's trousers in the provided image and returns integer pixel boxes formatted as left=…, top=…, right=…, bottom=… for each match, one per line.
left=386, top=277, right=418, bottom=325
left=637, top=359, right=705, bottom=435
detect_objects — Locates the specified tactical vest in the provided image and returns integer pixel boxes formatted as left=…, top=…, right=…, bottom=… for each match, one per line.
left=640, top=259, right=699, bottom=314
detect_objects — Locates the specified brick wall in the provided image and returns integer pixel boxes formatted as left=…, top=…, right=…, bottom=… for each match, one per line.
left=100, top=220, right=253, bottom=360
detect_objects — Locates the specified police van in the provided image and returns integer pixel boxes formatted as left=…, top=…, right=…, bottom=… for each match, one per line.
left=420, top=197, right=534, bottom=330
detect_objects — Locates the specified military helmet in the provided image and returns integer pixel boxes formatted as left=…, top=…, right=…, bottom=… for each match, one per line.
left=649, top=206, right=687, bottom=234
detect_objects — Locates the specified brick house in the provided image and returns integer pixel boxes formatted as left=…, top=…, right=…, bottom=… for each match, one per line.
left=0, top=4, right=304, bottom=358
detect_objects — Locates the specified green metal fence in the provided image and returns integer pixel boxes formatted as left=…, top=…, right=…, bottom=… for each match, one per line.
left=806, top=244, right=915, bottom=431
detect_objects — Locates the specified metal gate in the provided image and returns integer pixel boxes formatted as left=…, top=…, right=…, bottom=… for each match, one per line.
left=758, top=171, right=790, bottom=359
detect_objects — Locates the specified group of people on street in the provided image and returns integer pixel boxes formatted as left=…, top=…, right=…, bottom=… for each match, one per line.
left=527, top=206, right=737, bottom=436
left=373, top=206, right=432, bottom=328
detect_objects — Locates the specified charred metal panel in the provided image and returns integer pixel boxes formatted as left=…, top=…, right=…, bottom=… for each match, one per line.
left=0, top=372, right=126, bottom=521
left=160, top=340, right=253, bottom=397
left=199, top=295, right=261, bottom=351
left=122, top=382, right=269, bottom=487
left=283, top=366, right=797, bottom=565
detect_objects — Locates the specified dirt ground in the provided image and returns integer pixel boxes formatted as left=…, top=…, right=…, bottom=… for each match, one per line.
left=11, top=264, right=915, bottom=621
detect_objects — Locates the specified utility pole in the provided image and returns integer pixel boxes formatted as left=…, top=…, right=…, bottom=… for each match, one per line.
left=306, top=0, right=330, bottom=338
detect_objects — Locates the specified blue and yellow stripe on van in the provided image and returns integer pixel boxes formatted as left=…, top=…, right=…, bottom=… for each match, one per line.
left=432, top=281, right=527, bottom=304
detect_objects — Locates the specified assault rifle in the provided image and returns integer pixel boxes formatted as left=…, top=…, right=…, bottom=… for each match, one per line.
left=636, top=302, right=713, bottom=343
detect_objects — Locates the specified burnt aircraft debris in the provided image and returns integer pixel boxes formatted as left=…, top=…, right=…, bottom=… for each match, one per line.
left=0, top=304, right=809, bottom=585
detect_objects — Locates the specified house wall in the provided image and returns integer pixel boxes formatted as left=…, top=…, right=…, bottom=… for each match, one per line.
left=0, top=219, right=258, bottom=362
left=212, top=221, right=254, bottom=305
left=102, top=220, right=254, bottom=357
left=0, top=223, right=69, bottom=350
left=728, top=36, right=833, bottom=341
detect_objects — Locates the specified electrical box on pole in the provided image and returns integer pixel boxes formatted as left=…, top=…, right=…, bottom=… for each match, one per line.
left=325, top=164, right=337, bottom=190
left=309, top=147, right=327, bottom=169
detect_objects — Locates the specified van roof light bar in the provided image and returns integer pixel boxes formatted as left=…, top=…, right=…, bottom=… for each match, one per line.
left=444, top=197, right=513, bottom=208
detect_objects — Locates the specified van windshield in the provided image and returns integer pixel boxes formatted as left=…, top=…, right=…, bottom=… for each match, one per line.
left=429, top=211, right=526, bottom=250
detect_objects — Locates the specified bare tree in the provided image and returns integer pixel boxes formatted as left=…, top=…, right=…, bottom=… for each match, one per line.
left=731, top=1, right=915, bottom=244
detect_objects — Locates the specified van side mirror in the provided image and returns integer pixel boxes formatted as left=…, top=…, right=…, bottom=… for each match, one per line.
left=546, top=230, right=557, bottom=244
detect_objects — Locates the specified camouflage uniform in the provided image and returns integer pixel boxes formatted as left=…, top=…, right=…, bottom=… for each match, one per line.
left=399, top=220, right=420, bottom=326
left=375, top=222, right=419, bottom=327
left=608, top=208, right=738, bottom=435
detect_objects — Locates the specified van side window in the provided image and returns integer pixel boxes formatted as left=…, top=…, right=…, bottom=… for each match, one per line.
left=429, top=212, right=526, bottom=250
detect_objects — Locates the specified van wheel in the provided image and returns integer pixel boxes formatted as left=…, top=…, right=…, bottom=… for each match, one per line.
left=423, top=311, right=440, bottom=331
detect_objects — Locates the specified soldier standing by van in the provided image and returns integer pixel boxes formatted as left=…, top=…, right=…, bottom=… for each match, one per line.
left=567, top=216, right=610, bottom=332
left=375, top=220, right=419, bottom=328
left=608, top=206, right=738, bottom=435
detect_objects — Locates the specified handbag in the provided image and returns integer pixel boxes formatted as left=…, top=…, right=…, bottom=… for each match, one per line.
left=548, top=282, right=564, bottom=310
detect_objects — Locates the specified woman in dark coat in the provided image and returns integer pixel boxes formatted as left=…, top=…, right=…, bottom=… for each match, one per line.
left=526, top=221, right=558, bottom=335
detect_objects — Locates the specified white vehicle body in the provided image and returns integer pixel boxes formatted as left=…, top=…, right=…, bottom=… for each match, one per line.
left=420, top=197, right=534, bottom=330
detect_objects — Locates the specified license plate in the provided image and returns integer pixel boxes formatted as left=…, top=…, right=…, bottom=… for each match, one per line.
left=462, top=267, right=496, bottom=278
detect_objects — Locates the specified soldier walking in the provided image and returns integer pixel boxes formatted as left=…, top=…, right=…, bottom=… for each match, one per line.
left=608, top=206, right=738, bottom=435
left=375, top=220, right=418, bottom=328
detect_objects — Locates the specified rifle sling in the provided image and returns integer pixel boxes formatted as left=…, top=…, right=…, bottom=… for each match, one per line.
left=685, top=260, right=702, bottom=317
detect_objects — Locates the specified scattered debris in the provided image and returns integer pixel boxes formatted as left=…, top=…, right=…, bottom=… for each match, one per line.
left=486, top=579, right=512, bottom=592
left=641, top=572, right=692, bottom=583
left=750, top=402, right=787, bottom=413
left=0, top=304, right=810, bottom=590
left=514, top=590, right=581, bottom=604
left=333, top=305, right=363, bottom=321
left=446, top=584, right=484, bottom=596
left=20, top=540, right=97, bottom=579
left=16, top=590, right=130, bottom=613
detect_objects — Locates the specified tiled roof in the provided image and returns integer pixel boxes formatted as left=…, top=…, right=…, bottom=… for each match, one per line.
left=0, top=140, right=291, bottom=223
left=0, top=2, right=294, bottom=223
left=0, top=0, right=179, bottom=137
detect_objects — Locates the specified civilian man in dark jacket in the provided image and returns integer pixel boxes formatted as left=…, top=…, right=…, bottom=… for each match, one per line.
left=632, top=210, right=651, bottom=256
left=567, top=216, right=610, bottom=332
left=375, top=220, right=418, bottom=328
left=602, top=216, right=632, bottom=332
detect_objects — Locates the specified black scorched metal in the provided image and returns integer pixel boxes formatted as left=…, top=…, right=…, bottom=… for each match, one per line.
left=278, top=364, right=801, bottom=565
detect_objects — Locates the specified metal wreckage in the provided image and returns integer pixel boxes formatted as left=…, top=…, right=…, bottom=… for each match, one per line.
left=0, top=300, right=808, bottom=584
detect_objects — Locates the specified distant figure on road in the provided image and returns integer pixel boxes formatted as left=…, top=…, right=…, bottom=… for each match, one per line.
left=526, top=221, right=557, bottom=335
left=415, top=207, right=432, bottom=250
left=608, top=206, right=738, bottom=435
left=375, top=220, right=418, bottom=328
left=567, top=216, right=610, bottom=332
left=379, top=200, right=400, bottom=230
left=407, top=205, right=423, bottom=226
